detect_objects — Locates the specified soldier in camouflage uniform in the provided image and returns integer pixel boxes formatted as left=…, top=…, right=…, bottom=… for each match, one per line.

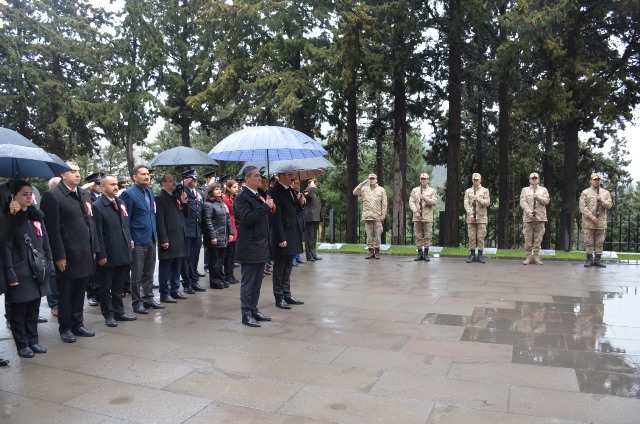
left=353, top=173, right=388, bottom=259
left=579, top=172, right=613, bottom=268
left=463, top=173, right=490, bottom=263
left=409, top=173, right=438, bottom=261
left=520, top=172, right=550, bottom=265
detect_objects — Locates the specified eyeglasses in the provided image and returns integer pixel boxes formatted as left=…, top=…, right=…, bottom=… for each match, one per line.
left=530, top=177, right=539, bottom=179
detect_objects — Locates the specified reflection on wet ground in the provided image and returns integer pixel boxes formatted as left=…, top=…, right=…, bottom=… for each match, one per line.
left=425, top=288, right=640, bottom=398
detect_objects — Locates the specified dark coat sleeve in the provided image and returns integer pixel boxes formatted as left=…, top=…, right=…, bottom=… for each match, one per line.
left=156, top=195, right=169, bottom=245
left=40, top=190, right=65, bottom=262
left=93, top=202, right=107, bottom=261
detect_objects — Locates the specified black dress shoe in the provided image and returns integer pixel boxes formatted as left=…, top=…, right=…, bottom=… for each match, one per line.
left=284, top=296, right=304, bottom=305
left=242, top=315, right=261, bottom=327
left=172, top=292, right=188, bottom=300
left=30, top=344, right=47, bottom=354
left=88, top=298, right=99, bottom=307
left=37, top=316, right=48, bottom=323
left=197, top=272, right=206, bottom=277
left=18, top=347, right=34, bottom=358
left=160, top=296, right=177, bottom=303
left=252, top=311, right=272, bottom=321
left=105, top=317, right=118, bottom=327
left=313, top=257, right=322, bottom=260
left=143, top=300, right=166, bottom=309
left=306, top=257, right=315, bottom=262
left=72, top=326, right=95, bottom=337
left=292, top=262, right=300, bottom=267
left=192, top=283, right=206, bottom=292
left=0, top=357, right=9, bottom=366
left=114, top=313, right=137, bottom=321
left=60, top=330, right=76, bottom=343
left=133, top=305, right=149, bottom=314
left=183, top=287, right=196, bottom=294
left=275, top=299, right=292, bottom=309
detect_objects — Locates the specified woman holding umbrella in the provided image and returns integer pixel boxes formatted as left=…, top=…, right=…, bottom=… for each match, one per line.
left=202, top=183, right=234, bottom=289
left=1, top=181, right=53, bottom=358
left=222, top=179, right=240, bottom=285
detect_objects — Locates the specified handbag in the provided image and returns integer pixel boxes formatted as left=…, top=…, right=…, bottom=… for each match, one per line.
left=23, top=233, right=49, bottom=284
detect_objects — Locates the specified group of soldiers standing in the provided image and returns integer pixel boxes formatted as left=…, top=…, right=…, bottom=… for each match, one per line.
left=354, top=170, right=613, bottom=267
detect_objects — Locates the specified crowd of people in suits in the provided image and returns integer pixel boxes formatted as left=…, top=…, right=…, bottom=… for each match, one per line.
left=0, top=163, right=323, bottom=365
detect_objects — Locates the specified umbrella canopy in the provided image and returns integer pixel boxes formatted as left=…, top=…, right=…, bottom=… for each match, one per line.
left=240, top=156, right=335, bottom=180
left=147, top=146, right=219, bottom=167
left=0, top=127, right=39, bottom=148
left=208, top=126, right=327, bottom=162
left=0, top=144, right=70, bottom=178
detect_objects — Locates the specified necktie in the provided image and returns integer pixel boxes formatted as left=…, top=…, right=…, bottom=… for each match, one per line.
left=112, top=200, right=119, bottom=212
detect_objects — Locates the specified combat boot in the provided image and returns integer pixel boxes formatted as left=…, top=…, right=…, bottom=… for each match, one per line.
left=366, top=248, right=375, bottom=259
left=522, top=254, right=533, bottom=265
left=584, top=253, right=593, bottom=267
left=466, top=249, right=476, bottom=263
left=477, top=250, right=486, bottom=263
left=414, top=249, right=424, bottom=261
left=423, top=248, right=430, bottom=262
left=532, top=252, right=543, bottom=265
left=593, top=254, right=607, bottom=268
left=374, top=248, right=381, bottom=259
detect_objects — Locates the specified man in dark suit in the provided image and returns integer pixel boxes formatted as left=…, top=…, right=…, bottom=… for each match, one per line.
left=84, top=172, right=104, bottom=307
left=93, top=175, right=137, bottom=327
left=156, top=174, right=189, bottom=303
left=41, top=162, right=99, bottom=343
left=180, top=170, right=206, bottom=293
left=304, top=179, right=322, bottom=261
left=269, top=172, right=305, bottom=310
left=120, top=165, right=163, bottom=315
left=234, top=166, right=274, bottom=327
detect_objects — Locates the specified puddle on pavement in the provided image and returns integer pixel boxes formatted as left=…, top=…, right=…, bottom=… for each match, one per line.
left=424, top=288, right=640, bottom=398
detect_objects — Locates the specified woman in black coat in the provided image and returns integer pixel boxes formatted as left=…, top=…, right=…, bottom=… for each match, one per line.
left=2, top=181, right=53, bottom=358
left=202, top=183, right=233, bottom=289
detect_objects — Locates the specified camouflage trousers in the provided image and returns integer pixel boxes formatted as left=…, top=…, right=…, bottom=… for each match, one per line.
left=365, top=220, right=383, bottom=249
left=583, top=227, right=606, bottom=255
left=523, top=221, right=546, bottom=252
left=413, top=221, right=433, bottom=249
left=468, top=223, right=487, bottom=250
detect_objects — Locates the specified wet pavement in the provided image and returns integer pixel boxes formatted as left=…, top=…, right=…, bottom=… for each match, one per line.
left=1, top=254, right=640, bottom=423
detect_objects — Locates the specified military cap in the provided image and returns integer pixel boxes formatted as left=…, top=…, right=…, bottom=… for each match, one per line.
left=204, top=170, right=217, bottom=179
left=85, top=172, right=104, bottom=184
left=420, top=173, right=430, bottom=179
left=590, top=172, right=601, bottom=180
left=368, top=173, right=377, bottom=179
left=182, top=169, right=197, bottom=179
left=218, top=174, right=230, bottom=183
left=472, top=173, right=481, bottom=181
left=118, top=180, right=131, bottom=189
left=529, top=172, right=539, bottom=179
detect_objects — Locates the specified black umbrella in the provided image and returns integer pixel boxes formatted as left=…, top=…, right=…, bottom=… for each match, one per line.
left=0, top=128, right=70, bottom=178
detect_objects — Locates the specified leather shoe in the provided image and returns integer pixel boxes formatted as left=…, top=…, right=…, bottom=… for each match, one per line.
left=192, top=283, right=206, bottom=292
left=105, top=317, right=118, bottom=327
left=160, top=296, right=177, bottom=303
left=197, top=272, right=206, bottom=277
left=72, top=326, right=95, bottom=337
left=275, top=299, right=292, bottom=309
left=172, top=292, right=188, bottom=300
left=284, top=295, right=304, bottom=305
left=37, top=316, right=48, bottom=323
left=252, top=311, right=271, bottom=321
left=143, top=300, right=166, bottom=309
left=242, top=315, right=261, bottom=327
left=306, top=257, right=315, bottom=262
left=184, top=287, right=196, bottom=294
left=60, top=330, right=76, bottom=343
left=88, top=297, right=99, bottom=307
left=133, top=305, right=149, bottom=314
left=114, top=313, right=137, bottom=321
left=0, top=357, right=9, bottom=366
left=30, top=344, right=47, bottom=354
left=18, top=347, right=34, bottom=358
left=313, top=257, right=322, bottom=260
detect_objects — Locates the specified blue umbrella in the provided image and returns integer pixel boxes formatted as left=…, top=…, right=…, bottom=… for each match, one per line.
left=0, top=144, right=70, bottom=178
left=0, top=127, right=39, bottom=148
left=207, top=126, right=327, bottom=162
left=147, top=146, right=219, bottom=167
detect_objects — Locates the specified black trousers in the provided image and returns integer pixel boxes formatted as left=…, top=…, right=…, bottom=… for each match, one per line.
left=208, top=247, right=226, bottom=287
left=8, top=298, right=40, bottom=349
left=181, top=236, right=201, bottom=288
left=57, top=275, right=90, bottom=332
left=224, top=241, right=237, bottom=280
left=305, top=221, right=320, bottom=259
left=86, top=275, right=100, bottom=300
left=97, top=264, right=128, bottom=317
left=272, top=254, right=293, bottom=300
left=240, top=262, right=265, bottom=317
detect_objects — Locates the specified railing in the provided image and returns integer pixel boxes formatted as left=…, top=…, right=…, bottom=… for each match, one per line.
left=319, top=208, right=640, bottom=252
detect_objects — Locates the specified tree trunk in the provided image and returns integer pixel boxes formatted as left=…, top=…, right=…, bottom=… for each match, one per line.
left=392, top=75, right=407, bottom=245
left=444, top=0, right=462, bottom=247
left=497, top=4, right=510, bottom=249
left=475, top=96, right=483, bottom=175
left=345, top=80, right=359, bottom=244
left=542, top=122, right=553, bottom=249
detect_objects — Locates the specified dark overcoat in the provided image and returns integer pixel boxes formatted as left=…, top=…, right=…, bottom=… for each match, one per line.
left=155, top=189, right=188, bottom=260
left=1, top=207, right=52, bottom=303
left=40, top=184, right=98, bottom=279
left=234, top=188, right=271, bottom=263
left=182, top=186, right=204, bottom=238
left=269, top=183, right=303, bottom=255
left=93, top=196, right=133, bottom=267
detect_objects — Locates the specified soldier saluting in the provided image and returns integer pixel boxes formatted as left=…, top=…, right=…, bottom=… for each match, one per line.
left=579, top=172, right=613, bottom=268
left=464, top=173, right=490, bottom=263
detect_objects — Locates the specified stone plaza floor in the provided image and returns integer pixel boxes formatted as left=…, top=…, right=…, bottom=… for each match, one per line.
left=1, top=253, right=640, bottom=423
